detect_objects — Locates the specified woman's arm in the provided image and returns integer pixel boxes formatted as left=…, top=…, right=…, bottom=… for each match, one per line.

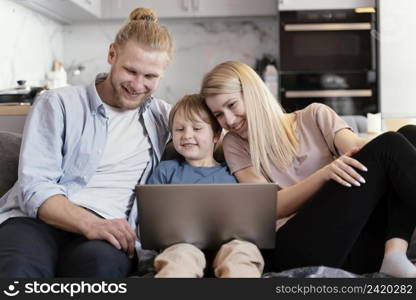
left=234, top=166, right=328, bottom=219
left=327, top=128, right=376, bottom=187
left=234, top=133, right=371, bottom=219
left=334, top=128, right=371, bottom=154
left=227, top=125, right=373, bottom=218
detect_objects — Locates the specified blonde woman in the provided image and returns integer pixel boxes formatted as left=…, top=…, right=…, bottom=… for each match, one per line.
left=201, top=61, right=416, bottom=277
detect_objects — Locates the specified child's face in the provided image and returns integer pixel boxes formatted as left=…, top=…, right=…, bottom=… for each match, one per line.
left=172, top=111, right=219, bottom=167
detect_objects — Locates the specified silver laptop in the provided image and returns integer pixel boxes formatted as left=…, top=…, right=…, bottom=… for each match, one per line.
left=136, top=183, right=277, bottom=250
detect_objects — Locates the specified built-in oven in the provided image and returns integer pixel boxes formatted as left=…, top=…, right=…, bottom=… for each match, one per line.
left=280, top=71, right=377, bottom=115
left=280, top=10, right=376, bottom=71
left=278, top=8, right=378, bottom=115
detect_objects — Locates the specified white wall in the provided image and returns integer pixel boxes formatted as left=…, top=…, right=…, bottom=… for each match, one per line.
left=0, top=0, right=64, bottom=89
left=63, top=17, right=278, bottom=104
left=379, top=0, right=416, bottom=118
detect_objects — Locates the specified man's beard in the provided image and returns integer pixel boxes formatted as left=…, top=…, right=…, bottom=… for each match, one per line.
left=109, top=75, right=150, bottom=110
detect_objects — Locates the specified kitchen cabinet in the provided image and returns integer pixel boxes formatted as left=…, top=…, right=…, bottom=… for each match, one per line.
left=101, top=0, right=277, bottom=19
left=278, top=0, right=375, bottom=10
left=191, top=0, right=277, bottom=17
left=71, top=0, right=101, bottom=17
left=18, top=0, right=102, bottom=24
left=102, top=0, right=191, bottom=19
left=0, top=105, right=31, bottom=134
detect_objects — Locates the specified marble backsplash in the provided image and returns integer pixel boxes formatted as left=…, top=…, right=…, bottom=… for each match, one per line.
left=1, top=0, right=278, bottom=104
left=0, top=0, right=64, bottom=90
left=64, top=17, right=278, bottom=104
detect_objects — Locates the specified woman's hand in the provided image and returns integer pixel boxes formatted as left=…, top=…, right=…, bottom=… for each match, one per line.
left=324, top=147, right=368, bottom=187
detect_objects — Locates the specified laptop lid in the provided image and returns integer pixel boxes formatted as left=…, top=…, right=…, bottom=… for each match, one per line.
left=136, top=183, right=277, bottom=250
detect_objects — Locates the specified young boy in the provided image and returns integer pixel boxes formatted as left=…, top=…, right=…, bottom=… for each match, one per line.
left=146, top=94, right=264, bottom=278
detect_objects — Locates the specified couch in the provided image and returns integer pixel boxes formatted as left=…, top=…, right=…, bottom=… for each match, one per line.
left=0, top=131, right=21, bottom=197
left=340, top=115, right=367, bottom=134
left=0, top=129, right=414, bottom=278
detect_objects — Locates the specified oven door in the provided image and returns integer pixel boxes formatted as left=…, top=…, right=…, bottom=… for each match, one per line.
left=280, top=71, right=378, bottom=115
left=279, top=10, right=376, bottom=72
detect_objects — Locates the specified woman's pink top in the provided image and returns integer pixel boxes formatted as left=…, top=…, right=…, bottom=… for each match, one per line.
left=222, top=103, right=351, bottom=229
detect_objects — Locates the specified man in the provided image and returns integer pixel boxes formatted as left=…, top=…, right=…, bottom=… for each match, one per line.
left=0, top=7, right=173, bottom=277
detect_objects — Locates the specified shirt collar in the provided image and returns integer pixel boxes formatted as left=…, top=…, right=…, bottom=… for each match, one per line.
left=86, top=73, right=106, bottom=116
left=139, top=95, right=153, bottom=115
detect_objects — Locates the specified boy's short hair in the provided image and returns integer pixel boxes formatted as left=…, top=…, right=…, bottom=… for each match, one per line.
left=168, top=94, right=222, bottom=138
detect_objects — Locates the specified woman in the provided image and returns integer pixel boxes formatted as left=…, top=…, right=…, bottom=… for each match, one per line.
left=201, top=61, right=416, bottom=277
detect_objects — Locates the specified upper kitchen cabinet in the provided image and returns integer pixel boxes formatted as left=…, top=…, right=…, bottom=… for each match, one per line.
left=71, top=0, right=101, bottom=17
left=18, top=0, right=102, bottom=24
left=278, top=0, right=375, bottom=10
left=101, top=0, right=277, bottom=19
left=102, top=0, right=191, bottom=19
left=192, top=0, right=277, bottom=17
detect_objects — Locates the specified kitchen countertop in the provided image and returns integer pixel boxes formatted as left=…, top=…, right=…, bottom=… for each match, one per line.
left=0, top=104, right=31, bottom=115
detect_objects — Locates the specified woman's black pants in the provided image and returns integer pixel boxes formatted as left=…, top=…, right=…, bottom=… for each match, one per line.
left=272, top=125, right=416, bottom=274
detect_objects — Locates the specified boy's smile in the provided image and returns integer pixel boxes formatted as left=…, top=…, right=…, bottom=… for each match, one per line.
left=172, top=111, right=219, bottom=167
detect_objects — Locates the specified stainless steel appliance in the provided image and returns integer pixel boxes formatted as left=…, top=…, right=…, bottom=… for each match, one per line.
left=0, top=80, right=44, bottom=105
left=278, top=9, right=378, bottom=115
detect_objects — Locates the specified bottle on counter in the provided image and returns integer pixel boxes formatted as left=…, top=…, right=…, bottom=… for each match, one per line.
left=263, top=64, right=278, bottom=100
left=45, top=60, right=68, bottom=89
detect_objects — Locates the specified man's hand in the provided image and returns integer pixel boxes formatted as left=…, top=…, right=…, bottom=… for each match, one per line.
left=38, top=195, right=137, bottom=258
left=81, top=218, right=136, bottom=258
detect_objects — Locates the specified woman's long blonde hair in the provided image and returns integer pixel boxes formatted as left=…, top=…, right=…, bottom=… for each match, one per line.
left=114, top=8, right=174, bottom=64
left=201, top=61, right=298, bottom=176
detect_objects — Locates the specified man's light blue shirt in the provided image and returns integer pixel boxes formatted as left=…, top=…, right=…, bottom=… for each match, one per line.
left=0, top=74, right=171, bottom=250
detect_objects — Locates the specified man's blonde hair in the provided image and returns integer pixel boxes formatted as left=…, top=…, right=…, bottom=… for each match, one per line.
left=169, top=94, right=222, bottom=139
left=114, top=8, right=174, bottom=63
left=201, top=61, right=298, bottom=175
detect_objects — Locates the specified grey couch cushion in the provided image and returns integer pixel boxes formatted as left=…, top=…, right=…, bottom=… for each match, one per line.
left=263, top=266, right=391, bottom=278
left=340, top=115, right=367, bottom=134
left=0, top=131, right=22, bottom=198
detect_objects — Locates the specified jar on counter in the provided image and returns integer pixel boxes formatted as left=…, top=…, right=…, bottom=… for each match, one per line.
left=46, top=60, right=68, bottom=89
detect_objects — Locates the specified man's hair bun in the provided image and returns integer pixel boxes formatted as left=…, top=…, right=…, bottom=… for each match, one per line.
left=129, top=8, right=158, bottom=23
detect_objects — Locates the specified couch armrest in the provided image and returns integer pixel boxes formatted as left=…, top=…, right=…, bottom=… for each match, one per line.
left=0, top=131, right=22, bottom=197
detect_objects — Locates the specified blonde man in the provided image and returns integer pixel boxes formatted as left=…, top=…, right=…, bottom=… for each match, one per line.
left=0, top=8, right=173, bottom=278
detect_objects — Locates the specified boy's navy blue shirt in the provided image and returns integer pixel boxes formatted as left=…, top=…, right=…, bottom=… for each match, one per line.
left=147, top=159, right=237, bottom=184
